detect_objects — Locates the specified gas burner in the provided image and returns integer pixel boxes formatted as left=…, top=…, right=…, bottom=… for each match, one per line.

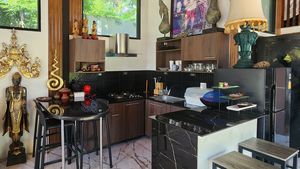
left=107, top=92, right=143, bottom=101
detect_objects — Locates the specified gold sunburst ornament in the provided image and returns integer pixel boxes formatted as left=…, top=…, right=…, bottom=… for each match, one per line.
left=0, top=29, right=41, bottom=78
left=47, top=50, right=64, bottom=91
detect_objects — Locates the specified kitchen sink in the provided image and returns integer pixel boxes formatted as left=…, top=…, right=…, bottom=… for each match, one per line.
left=150, top=95, right=185, bottom=103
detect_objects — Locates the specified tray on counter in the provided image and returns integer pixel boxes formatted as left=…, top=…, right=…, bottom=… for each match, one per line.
left=226, top=104, right=257, bottom=111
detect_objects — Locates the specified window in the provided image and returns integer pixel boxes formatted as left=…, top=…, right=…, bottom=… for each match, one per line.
left=83, top=0, right=140, bottom=39
left=0, top=0, right=41, bottom=31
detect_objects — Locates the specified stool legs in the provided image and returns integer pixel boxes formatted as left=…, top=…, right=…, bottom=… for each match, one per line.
left=74, top=121, right=80, bottom=169
left=41, top=126, right=47, bottom=169
left=105, top=116, right=113, bottom=168
left=32, top=112, right=38, bottom=158
left=292, top=155, right=298, bottom=169
left=34, top=124, right=42, bottom=169
left=93, top=121, right=99, bottom=155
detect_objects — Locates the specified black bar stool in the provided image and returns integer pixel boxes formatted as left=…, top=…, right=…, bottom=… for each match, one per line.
left=76, top=99, right=113, bottom=169
left=33, top=100, right=76, bottom=169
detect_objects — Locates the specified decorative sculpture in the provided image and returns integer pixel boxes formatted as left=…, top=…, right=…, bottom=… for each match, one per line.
left=3, top=72, right=29, bottom=166
left=82, top=17, right=89, bottom=39
left=205, top=0, right=221, bottom=28
left=72, top=19, right=80, bottom=38
left=0, top=29, right=41, bottom=78
left=158, top=0, right=170, bottom=40
left=47, top=50, right=64, bottom=91
left=91, top=21, right=98, bottom=40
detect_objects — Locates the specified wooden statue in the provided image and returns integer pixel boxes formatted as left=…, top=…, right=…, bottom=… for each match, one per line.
left=72, top=19, right=80, bottom=38
left=91, top=21, right=98, bottom=40
left=3, top=72, right=29, bottom=166
left=82, top=18, right=89, bottom=39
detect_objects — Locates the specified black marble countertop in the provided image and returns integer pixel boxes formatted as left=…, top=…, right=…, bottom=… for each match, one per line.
left=151, top=108, right=266, bottom=136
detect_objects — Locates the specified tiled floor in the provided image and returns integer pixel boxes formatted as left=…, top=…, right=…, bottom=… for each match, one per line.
left=0, top=137, right=151, bottom=169
left=0, top=137, right=299, bottom=169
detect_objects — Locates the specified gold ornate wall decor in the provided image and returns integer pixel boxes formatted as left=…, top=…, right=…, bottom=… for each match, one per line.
left=47, top=50, right=64, bottom=91
left=0, top=29, right=41, bottom=78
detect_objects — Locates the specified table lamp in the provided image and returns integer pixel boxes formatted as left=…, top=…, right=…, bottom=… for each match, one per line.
left=224, top=0, right=268, bottom=68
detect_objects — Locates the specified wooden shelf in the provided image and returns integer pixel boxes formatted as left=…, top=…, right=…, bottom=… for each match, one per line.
left=157, top=49, right=181, bottom=53
left=157, top=38, right=181, bottom=43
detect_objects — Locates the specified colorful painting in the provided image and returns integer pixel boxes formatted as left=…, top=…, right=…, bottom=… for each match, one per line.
left=171, top=0, right=211, bottom=38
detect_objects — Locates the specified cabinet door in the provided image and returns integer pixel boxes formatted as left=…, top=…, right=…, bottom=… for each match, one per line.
left=182, top=32, right=226, bottom=61
left=124, top=100, right=145, bottom=139
left=109, top=103, right=125, bottom=143
left=145, top=100, right=168, bottom=137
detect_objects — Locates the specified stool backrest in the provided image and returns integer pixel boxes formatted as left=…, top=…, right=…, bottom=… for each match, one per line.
left=34, top=100, right=47, bottom=126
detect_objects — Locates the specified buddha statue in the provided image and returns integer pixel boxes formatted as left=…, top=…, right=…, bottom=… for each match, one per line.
left=72, top=19, right=80, bottom=38
left=3, top=72, right=28, bottom=165
left=82, top=18, right=89, bottom=39
left=91, top=21, right=98, bottom=40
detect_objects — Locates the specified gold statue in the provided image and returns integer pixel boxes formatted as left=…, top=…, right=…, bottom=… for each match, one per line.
left=72, top=19, right=80, bottom=38
left=47, top=50, right=64, bottom=91
left=82, top=18, right=89, bottom=39
left=0, top=29, right=41, bottom=78
left=3, top=72, right=29, bottom=165
left=91, top=21, right=98, bottom=40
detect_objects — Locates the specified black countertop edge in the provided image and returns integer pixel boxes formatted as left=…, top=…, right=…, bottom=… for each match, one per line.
left=150, top=109, right=266, bottom=137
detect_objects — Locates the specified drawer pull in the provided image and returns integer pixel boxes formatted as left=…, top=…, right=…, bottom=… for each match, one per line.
left=204, top=56, right=216, bottom=60
left=112, top=114, right=120, bottom=117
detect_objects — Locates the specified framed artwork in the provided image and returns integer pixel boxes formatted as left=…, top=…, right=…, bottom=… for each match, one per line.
left=171, top=0, right=211, bottom=38
left=0, top=0, right=41, bottom=31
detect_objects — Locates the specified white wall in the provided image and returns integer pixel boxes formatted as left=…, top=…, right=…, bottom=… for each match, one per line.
left=0, top=0, right=48, bottom=160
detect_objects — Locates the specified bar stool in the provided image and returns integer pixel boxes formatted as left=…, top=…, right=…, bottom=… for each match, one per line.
left=34, top=100, right=76, bottom=169
left=238, top=138, right=299, bottom=169
left=76, top=99, right=113, bottom=169
left=212, top=151, right=277, bottom=169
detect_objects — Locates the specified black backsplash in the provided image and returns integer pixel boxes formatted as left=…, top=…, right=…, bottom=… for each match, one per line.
left=253, top=33, right=300, bottom=67
left=69, top=71, right=214, bottom=98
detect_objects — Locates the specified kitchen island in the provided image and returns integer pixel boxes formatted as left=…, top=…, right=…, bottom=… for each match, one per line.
left=151, top=108, right=265, bottom=169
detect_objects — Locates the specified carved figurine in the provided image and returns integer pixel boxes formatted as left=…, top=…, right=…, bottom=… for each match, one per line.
left=82, top=18, right=89, bottom=39
left=91, top=21, right=98, bottom=40
left=159, top=0, right=170, bottom=38
left=72, top=19, right=80, bottom=38
left=3, top=72, right=29, bottom=165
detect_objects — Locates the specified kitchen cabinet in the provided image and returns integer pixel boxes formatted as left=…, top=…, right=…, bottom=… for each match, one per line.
left=145, top=99, right=185, bottom=137
left=109, top=103, right=125, bottom=143
left=181, top=32, right=229, bottom=68
left=124, top=100, right=145, bottom=139
left=69, top=38, right=105, bottom=72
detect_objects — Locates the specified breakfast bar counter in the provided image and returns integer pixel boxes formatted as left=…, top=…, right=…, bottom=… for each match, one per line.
left=151, top=108, right=266, bottom=169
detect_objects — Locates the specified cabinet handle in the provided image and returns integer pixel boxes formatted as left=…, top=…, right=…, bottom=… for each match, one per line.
left=112, top=114, right=120, bottom=117
left=126, top=102, right=140, bottom=106
left=204, top=56, right=216, bottom=60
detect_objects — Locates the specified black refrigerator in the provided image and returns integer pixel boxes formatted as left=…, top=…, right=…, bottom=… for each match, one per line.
left=266, top=67, right=300, bottom=150
left=215, top=68, right=300, bottom=150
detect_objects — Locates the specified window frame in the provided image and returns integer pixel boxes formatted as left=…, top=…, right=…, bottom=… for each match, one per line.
left=82, top=0, right=141, bottom=40
left=0, top=0, right=41, bottom=32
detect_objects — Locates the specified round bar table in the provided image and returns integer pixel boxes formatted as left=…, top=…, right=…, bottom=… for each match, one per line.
left=38, top=99, right=109, bottom=169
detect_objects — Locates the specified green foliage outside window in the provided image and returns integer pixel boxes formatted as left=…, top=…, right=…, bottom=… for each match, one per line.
left=0, top=0, right=40, bottom=30
left=83, top=0, right=139, bottom=38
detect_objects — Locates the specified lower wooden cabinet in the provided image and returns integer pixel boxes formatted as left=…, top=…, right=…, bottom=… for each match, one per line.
left=109, top=100, right=145, bottom=143
left=109, top=102, right=125, bottom=143
left=145, top=100, right=185, bottom=137
left=124, top=100, right=145, bottom=139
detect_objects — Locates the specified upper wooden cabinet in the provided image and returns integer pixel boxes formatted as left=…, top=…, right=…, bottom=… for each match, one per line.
left=69, top=38, right=105, bottom=72
left=181, top=32, right=229, bottom=67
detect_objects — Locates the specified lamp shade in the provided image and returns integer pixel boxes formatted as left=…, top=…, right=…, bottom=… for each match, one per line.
left=224, top=0, right=268, bottom=34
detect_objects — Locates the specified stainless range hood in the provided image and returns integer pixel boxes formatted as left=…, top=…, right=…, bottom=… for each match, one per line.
left=107, top=33, right=137, bottom=57
left=115, top=33, right=128, bottom=54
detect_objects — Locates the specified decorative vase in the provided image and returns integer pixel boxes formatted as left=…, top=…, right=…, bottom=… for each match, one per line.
left=206, top=0, right=221, bottom=28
